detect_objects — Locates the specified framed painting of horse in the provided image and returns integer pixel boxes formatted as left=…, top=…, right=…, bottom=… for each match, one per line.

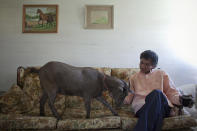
left=23, top=5, right=58, bottom=33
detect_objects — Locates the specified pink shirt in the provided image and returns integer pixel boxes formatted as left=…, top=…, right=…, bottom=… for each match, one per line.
left=128, top=69, right=181, bottom=113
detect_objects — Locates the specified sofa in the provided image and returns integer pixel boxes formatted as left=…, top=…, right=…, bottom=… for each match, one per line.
left=0, top=66, right=197, bottom=130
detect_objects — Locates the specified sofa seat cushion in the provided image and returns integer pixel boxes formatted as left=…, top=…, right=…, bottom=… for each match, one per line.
left=59, top=108, right=135, bottom=119
left=0, top=114, right=57, bottom=130
left=121, top=115, right=197, bottom=130
left=1, top=114, right=196, bottom=130
left=57, top=116, right=120, bottom=130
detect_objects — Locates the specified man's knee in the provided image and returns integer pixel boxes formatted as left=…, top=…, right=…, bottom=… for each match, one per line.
left=151, top=89, right=162, bottom=95
left=146, top=89, right=163, bottom=101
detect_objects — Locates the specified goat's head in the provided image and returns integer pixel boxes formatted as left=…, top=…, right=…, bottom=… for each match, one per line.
left=107, top=77, right=132, bottom=107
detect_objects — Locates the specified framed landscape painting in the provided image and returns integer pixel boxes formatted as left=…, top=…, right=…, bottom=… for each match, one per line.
left=85, top=5, right=114, bottom=29
left=22, top=5, right=58, bottom=33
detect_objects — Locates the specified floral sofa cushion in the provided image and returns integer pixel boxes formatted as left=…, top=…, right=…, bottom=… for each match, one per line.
left=0, top=66, right=196, bottom=130
left=111, top=68, right=140, bottom=82
left=121, top=115, right=197, bottom=130
left=0, top=84, right=30, bottom=114
left=0, top=114, right=57, bottom=130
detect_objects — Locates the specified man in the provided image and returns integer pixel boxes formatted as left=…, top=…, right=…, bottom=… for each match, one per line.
left=124, top=50, right=194, bottom=131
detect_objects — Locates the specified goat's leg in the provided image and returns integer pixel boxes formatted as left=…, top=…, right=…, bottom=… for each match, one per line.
left=84, top=98, right=91, bottom=118
left=96, top=96, right=118, bottom=116
left=40, top=91, right=48, bottom=116
left=47, top=90, right=61, bottom=120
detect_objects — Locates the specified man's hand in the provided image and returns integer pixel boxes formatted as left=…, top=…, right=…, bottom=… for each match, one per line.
left=180, top=95, right=194, bottom=108
left=123, top=95, right=132, bottom=104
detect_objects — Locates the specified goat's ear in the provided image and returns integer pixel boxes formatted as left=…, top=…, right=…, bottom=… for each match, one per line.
left=120, top=80, right=127, bottom=87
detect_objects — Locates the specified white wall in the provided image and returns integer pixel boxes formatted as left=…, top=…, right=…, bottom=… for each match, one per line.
left=0, top=0, right=197, bottom=91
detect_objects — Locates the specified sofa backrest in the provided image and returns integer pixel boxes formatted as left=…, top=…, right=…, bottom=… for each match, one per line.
left=111, top=68, right=139, bottom=82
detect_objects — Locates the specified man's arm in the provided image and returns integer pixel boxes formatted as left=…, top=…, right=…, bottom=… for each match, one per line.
left=163, top=71, right=194, bottom=108
left=163, top=72, right=181, bottom=106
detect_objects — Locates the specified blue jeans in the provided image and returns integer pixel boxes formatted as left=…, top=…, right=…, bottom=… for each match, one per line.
left=134, top=89, right=171, bottom=131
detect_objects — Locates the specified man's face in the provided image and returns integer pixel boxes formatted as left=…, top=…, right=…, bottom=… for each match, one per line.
left=139, top=58, right=155, bottom=74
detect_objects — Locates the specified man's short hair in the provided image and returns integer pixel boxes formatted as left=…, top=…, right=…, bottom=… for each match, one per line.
left=140, top=50, right=158, bottom=67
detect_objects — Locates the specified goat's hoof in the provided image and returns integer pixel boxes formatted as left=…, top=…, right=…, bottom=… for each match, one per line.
left=40, top=113, right=45, bottom=116
left=113, top=113, right=119, bottom=116
left=86, top=116, right=90, bottom=119
left=56, top=117, right=62, bottom=120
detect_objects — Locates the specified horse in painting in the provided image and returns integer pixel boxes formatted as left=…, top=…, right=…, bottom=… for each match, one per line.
left=37, top=9, right=54, bottom=27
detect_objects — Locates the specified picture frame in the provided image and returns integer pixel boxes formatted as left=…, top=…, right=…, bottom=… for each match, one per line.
left=85, top=5, right=114, bottom=29
left=22, top=5, right=58, bottom=33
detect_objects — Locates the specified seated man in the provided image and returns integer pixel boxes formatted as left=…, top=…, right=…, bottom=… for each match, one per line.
left=124, top=50, right=194, bottom=131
